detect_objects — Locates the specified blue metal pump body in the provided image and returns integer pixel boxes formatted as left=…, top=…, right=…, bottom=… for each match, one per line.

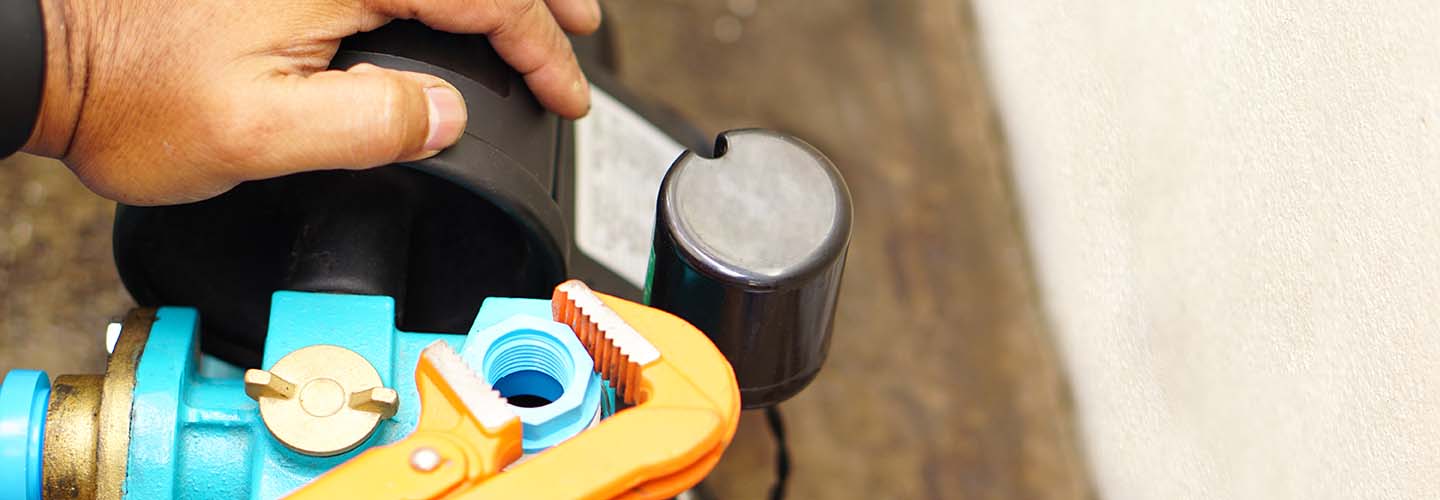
left=124, top=291, right=568, bottom=499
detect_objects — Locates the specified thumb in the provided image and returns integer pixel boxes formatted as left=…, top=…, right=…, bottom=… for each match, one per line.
left=232, top=63, right=467, bottom=180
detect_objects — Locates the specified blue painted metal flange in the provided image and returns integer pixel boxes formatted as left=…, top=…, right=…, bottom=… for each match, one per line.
left=0, top=369, right=50, bottom=500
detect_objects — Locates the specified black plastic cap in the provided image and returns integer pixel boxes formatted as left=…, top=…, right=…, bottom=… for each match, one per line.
left=647, top=130, right=852, bottom=408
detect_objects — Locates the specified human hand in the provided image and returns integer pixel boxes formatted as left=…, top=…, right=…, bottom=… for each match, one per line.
left=23, top=0, right=599, bottom=205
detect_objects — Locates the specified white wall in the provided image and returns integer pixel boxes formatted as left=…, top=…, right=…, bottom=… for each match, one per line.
left=970, top=1, right=1440, bottom=498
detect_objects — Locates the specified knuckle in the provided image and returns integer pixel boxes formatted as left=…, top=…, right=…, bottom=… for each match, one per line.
left=491, top=0, right=541, bottom=35
left=525, top=34, right=575, bottom=79
left=359, top=74, right=418, bottom=162
left=551, top=27, right=576, bottom=60
left=347, top=62, right=383, bottom=73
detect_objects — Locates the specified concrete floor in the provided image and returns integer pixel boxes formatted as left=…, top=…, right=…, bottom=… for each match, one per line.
left=0, top=1, right=1093, bottom=498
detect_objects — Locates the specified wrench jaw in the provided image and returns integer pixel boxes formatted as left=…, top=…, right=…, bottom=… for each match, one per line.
left=552, top=280, right=660, bottom=405
left=545, top=280, right=742, bottom=499
left=410, top=342, right=525, bottom=478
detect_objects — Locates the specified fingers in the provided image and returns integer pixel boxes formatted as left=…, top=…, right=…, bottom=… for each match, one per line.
left=362, top=0, right=592, bottom=118
left=363, top=0, right=599, bottom=35
left=221, top=64, right=468, bottom=181
left=543, top=0, right=602, bottom=35
left=489, top=0, right=591, bottom=117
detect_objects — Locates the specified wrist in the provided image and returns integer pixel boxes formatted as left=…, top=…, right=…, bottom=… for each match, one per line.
left=23, top=0, right=90, bottom=158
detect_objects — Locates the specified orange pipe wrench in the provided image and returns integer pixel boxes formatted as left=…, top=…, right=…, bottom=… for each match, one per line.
left=287, top=280, right=742, bottom=499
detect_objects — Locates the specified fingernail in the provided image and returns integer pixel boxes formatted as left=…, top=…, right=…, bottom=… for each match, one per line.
left=424, top=86, right=466, bottom=151
left=573, top=77, right=592, bottom=117
left=591, top=1, right=603, bottom=24
left=404, top=150, right=442, bottom=163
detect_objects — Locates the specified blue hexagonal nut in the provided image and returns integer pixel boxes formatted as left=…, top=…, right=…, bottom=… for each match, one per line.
left=460, top=315, right=601, bottom=453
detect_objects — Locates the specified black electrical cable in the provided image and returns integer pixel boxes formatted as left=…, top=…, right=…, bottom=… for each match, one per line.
left=0, top=0, right=47, bottom=157
left=766, top=406, right=791, bottom=500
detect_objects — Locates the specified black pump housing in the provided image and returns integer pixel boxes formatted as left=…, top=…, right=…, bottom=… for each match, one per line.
left=114, top=22, right=573, bottom=366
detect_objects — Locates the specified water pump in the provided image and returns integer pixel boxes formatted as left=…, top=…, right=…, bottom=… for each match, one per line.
left=0, top=21, right=851, bottom=500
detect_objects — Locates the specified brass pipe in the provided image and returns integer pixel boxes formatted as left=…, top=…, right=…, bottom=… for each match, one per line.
left=41, top=309, right=154, bottom=500
left=42, top=375, right=102, bottom=499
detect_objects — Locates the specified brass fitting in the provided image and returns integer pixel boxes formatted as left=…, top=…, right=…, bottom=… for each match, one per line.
left=245, top=345, right=398, bottom=456
left=43, top=308, right=153, bottom=500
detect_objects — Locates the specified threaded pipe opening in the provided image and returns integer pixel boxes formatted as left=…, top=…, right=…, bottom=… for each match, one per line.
left=483, top=329, right=574, bottom=409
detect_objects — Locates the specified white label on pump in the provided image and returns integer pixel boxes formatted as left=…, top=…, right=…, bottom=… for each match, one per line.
left=572, top=88, right=687, bottom=288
